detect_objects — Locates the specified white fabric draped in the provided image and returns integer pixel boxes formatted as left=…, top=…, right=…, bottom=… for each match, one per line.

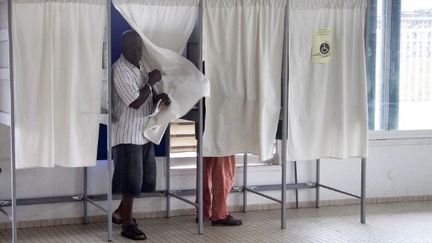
left=203, top=0, right=286, bottom=160
left=12, top=0, right=106, bottom=168
left=287, top=0, right=368, bottom=161
left=113, top=0, right=210, bottom=144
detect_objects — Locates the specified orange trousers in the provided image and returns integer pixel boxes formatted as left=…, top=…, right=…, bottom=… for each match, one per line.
left=203, top=156, right=236, bottom=220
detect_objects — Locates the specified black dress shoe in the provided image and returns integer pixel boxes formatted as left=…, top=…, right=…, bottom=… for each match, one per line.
left=211, top=215, right=243, bottom=226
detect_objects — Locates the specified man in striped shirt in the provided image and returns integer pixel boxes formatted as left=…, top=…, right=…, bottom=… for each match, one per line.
left=111, top=30, right=170, bottom=241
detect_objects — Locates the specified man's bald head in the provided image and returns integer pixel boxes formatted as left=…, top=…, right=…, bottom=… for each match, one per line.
left=121, top=30, right=142, bottom=67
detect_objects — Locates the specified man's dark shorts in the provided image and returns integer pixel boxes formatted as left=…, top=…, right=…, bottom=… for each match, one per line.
left=112, top=143, right=156, bottom=196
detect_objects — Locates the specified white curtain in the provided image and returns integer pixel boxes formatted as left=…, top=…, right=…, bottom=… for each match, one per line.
left=12, top=0, right=106, bottom=168
left=287, top=0, right=368, bottom=161
left=203, top=0, right=286, bottom=160
left=113, top=0, right=210, bottom=144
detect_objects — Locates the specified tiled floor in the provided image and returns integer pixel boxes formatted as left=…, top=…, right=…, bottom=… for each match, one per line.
left=1, top=201, right=432, bottom=242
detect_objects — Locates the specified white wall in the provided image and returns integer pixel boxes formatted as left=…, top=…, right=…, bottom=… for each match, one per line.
left=1, top=125, right=432, bottom=222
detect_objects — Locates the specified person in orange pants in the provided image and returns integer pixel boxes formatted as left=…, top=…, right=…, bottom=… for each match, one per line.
left=203, top=156, right=243, bottom=226
left=187, top=91, right=241, bottom=226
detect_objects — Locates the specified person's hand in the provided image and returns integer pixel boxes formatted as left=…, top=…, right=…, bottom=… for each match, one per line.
left=155, top=93, right=171, bottom=106
left=148, top=69, right=161, bottom=86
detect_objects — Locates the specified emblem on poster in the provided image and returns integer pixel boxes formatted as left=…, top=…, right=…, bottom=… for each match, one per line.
left=312, top=28, right=333, bottom=64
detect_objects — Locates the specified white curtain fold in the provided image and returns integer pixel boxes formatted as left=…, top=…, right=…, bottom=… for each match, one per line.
left=203, top=0, right=286, bottom=160
left=113, top=0, right=198, bottom=54
left=12, top=0, right=106, bottom=168
left=287, top=0, right=368, bottom=161
left=113, top=0, right=210, bottom=145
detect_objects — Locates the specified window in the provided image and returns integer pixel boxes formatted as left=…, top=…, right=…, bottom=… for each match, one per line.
left=168, top=28, right=200, bottom=164
left=169, top=118, right=277, bottom=168
left=368, top=0, right=432, bottom=131
left=170, top=119, right=197, bottom=156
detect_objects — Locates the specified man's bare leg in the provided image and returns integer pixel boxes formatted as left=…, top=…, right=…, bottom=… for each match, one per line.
left=112, top=201, right=123, bottom=222
left=121, top=193, right=134, bottom=230
left=119, top=193, right=146, bottom=240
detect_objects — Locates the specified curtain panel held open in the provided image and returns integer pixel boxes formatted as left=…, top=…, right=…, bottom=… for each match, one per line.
left=113, top=0, right=210, bottom=145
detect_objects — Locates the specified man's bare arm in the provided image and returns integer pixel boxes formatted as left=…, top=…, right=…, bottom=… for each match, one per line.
left=129, top=70, right=161, bottom=109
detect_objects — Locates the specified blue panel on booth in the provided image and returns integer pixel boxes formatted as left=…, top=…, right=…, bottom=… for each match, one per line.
left=96, top=124, right=107, bottom=160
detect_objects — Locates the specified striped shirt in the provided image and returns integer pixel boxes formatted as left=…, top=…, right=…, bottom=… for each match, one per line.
left=112, top=55, right=154, bottom=146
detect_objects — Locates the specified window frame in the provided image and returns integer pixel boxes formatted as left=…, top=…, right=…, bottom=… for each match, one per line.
left=369, top=0, right=432, bottom=134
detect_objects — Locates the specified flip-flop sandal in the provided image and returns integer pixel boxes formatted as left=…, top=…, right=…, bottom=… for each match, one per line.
left=121, top=224, right=147, bottom=241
